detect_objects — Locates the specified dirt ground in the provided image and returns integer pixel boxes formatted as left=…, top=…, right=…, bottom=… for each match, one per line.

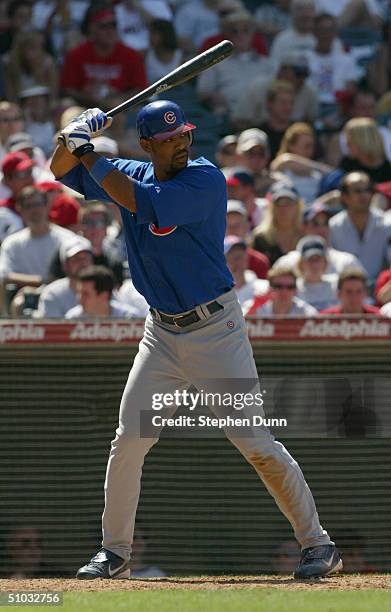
left=0, top=574, right=390, bottom=592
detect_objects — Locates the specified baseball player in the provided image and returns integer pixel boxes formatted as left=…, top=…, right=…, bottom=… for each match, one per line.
left=50, top=101, right=342, bottom=580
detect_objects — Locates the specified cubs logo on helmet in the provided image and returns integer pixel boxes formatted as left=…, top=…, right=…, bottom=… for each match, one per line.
left=149, top=223, right=177, bottom=236
left=164, top=111, right=176, bottom=124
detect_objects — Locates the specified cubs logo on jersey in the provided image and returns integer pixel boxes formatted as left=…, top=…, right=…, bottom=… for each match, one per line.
left=149, top=223, right=177, bottom=236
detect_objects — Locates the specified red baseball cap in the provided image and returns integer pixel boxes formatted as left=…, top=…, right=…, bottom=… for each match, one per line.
left=37, top=181, right=63, bottom=193
left=2, top=151, right=34, bottom=176
left=90, top=9, right=116, bottom=24
left=49, top=193, right=80, bottom=228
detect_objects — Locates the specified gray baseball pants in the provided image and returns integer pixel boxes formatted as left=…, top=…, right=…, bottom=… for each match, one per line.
left=102, top=289, right=331, bottom=560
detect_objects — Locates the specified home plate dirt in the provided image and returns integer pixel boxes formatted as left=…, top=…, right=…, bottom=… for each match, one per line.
left=0, top=575, right=390, bottom=592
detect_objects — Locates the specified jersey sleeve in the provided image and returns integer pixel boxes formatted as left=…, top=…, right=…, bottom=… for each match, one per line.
left=59, top=158, right=146, bottom=203
left=133, top=164, right=226, bottom=227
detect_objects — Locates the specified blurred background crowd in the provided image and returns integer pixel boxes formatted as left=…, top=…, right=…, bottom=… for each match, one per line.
left=0, top=0, right=390, bottom=319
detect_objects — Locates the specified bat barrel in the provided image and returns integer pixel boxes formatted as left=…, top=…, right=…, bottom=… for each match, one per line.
left=107, top=40, right=234, bottom=118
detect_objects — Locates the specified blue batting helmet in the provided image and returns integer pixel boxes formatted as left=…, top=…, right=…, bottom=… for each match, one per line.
left=136, top=100, right=196, bottom=141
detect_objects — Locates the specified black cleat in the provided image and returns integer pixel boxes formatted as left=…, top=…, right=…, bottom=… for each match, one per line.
left=76, top=548, right=131, bottom=580
left=293, top=544, right=343, bottom=579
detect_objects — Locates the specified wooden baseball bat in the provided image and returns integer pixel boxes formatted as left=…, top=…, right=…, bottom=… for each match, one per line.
left=107, top=39, right=234, bottom=117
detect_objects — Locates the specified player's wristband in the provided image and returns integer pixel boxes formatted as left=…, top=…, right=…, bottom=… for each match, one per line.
left=89, top=157, right=115, bottom=186
left=72, top=143, right=94, bottom=158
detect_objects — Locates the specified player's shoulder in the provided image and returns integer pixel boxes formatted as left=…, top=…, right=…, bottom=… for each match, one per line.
left=185, top=157, right=226, bottom=182
left=111, top=158, right=152, bottom=181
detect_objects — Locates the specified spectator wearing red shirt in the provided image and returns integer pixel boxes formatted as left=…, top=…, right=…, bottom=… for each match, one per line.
left=321, top=269, right=380, bottom=315
left=226, top=199, right=269, bottom=279
left=60, top=2, right=147, bottom=109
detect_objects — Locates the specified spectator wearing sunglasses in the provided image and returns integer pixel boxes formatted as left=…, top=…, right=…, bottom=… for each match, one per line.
left=244, top=264, right=317, bottom=316
left=47, top=201, right=125, bottom=286
left=329, top=172, right=391, bottom=283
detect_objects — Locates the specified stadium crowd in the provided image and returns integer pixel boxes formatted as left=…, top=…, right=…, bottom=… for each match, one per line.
left=0, top=0, right=390, bottom=319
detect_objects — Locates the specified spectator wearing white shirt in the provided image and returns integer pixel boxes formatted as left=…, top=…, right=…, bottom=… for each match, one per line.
left=276, top=201, right=365, bottom=274
left=115, top=0, right=172, bottom=53
left=296, top=235, right=339, bottom=310
left=116, top=278, right=150, bottom=318
left=232, top=53, right=319, bottom=131
left=271, top=122, right=333, bottom=204
left=380, top=302, right=391, bottom=316
left=145, top=19, right=182, bottom=84
left=270, top=0, right=317, bottom=66
left=65, top=265, right=136, bottom=319
left=255, top=0, right=292, bottom=40
left=330, top=172, right=390, bottom=283
left=0, top=205, right=23, bottom=244
left=314, top=0, right=384, bottom=28
left=35, top=238, right=93, bottom=318
left=197, top=10, right=274, bottom=118
left=224, top=235, right=269, bottom=307
left=0, top=186, right=75, bottom=290
left=306, top=13, right=360, bottom=106
left=244, top=264, right=318, bottom=317
left=174, top=0, right=220, bottom=54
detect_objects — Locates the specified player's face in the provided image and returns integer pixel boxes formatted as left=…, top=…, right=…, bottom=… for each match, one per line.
left=339, top=279, right=367, bottom=313
left=142, top=132, right=192, bottom=180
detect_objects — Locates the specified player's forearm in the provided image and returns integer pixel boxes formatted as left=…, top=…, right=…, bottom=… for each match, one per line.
left=79, top=152, right=137, bottom=213
left=50, top=143, right=80, bottom=178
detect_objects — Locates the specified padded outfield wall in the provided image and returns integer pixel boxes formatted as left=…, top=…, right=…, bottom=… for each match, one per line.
left=0, top=318, right=390, bottom=575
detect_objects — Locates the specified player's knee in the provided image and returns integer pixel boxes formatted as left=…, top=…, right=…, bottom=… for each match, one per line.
left=110, top=429, right=159, bottom=454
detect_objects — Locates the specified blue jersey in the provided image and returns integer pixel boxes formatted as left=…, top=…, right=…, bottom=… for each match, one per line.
left=60, top=156, right=234, bottom=314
